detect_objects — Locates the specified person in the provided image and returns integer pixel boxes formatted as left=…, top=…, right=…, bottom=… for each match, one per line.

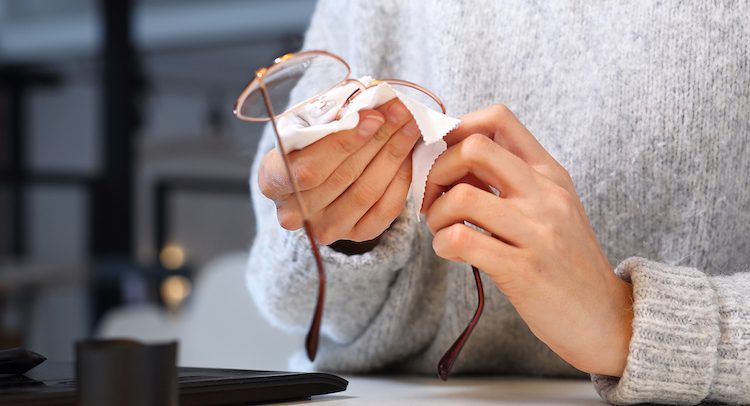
left=246, top=1, right=750, bottom=404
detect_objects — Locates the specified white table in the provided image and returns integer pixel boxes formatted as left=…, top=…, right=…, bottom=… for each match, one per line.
left=283, top=376, right=605, bottom=405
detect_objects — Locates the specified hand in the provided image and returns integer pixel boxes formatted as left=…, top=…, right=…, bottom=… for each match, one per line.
left=259, top=98, right=420, bottom=248
left=422, top=105, right=634, bottom=377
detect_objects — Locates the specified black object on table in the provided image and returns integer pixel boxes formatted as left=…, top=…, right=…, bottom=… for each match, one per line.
left=76, top=339, right=178, bottom=406
left=0, top=361, right=347, bottom=405
left=0, top=347, right=46, bottom=375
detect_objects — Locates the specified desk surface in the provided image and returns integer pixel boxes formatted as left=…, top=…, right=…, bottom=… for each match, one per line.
left=283, top=376, right=605, bottom=405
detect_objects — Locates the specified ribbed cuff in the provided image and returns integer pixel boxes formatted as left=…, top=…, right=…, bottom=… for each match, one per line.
left=592, top=257, right=720, bottom=405
left=283, top=202, right=418, bottom=278
left=278, top=204, right=419, bottom=343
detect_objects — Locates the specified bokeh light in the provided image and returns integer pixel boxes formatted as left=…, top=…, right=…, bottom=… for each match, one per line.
left=159, top=243, right=186, bottom=270
left=160, top=275, right=192, bottom=310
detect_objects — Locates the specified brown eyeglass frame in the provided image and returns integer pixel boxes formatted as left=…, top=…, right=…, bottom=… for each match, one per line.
left=234, top=50, right=484, bottom=380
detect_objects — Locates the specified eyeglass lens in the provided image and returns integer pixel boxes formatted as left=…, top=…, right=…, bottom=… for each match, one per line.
left=239, top=52, right=349, bottom=120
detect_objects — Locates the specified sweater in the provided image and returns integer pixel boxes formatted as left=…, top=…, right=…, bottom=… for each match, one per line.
left=246, top=1, right=750, bottom=404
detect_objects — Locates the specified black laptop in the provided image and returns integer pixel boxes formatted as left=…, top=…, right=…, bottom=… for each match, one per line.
left=0, top=362, right=347, bottom=405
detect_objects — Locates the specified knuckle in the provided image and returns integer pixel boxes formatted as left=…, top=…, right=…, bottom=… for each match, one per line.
left=446, top=183, right=476, bottom=208
left=292, top=161, right=324, bottom=190
left=372, top=126, right=391, bottom=143
left=351, top=182, right=381, bottom=207
left=548, top=186, right=576, bottom=217
left=461, top=133, right=493, bottom=161
left=557, top=167, right=576, bottom=189
left=490, top=103, right=513, bottom=121
left=536, top=223, right=557, bottom=243
left=446, top=224, right=471, bottom=249
left=276, top=206, right=302, bottom=231
left=433, top=224, right=470, bottom=258
left=516, top=249, right=541, bottom=275
left=383, top=138, right=410, bottom=162
left=557, top=165, right=573, bottom=182
left=328, top=161, right=357, bottom=190
left=258, top=153, right=280, bottom=198
left=332, top=133, right=361, bottom=155
left=541, top=162, right=574, bottom=189
left=396, top=164, right=412, bottom=183
left=258, top=174, right=275, bottom=199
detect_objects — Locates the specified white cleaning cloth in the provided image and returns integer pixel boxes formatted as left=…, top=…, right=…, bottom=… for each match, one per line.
left=276, top=77, right=461, bottom=216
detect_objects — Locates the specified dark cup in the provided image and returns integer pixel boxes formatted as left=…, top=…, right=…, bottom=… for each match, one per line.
left=76, top=339, right=177, bottom=406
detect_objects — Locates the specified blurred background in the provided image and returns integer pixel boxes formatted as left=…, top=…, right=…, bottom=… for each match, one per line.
left=0, top=0, right=315, bottom=370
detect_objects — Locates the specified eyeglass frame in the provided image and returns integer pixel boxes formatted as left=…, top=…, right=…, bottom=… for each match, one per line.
left=233, top=49, right=484, bottom=380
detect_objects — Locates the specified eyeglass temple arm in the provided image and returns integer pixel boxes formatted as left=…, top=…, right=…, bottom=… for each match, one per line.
left=257, top=71, right=454, bottom=366
left=437, top=266, right=485, bottom=380
left=303, top=222, right=326, bottom=361
left=339, top=78, right=468, bottom=377
left=258, top=81, right=325, bottom=361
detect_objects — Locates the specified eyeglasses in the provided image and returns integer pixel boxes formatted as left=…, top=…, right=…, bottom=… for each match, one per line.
left=233, top=50, right=484, bottom=380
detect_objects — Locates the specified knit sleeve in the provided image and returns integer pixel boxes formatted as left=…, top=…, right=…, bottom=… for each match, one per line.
left=244, top=0, right=419, bottom=345
left=592, top=257, right=750, bottom=405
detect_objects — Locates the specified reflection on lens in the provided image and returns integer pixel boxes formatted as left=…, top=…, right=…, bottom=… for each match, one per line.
left=239, top=52, right=349, bottom=120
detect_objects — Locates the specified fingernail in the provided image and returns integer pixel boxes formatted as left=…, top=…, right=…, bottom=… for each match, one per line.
left=402, top=120, right=419, bottom=137
left=357, top=115, right=385, bottom=137
left=387, top=101, right=410, bottom=123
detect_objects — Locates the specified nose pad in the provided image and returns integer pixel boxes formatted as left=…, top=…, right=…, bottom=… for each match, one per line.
left=306, top=96, right=337, bottom=119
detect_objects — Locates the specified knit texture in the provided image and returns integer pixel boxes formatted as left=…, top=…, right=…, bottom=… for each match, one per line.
left=246, top=1, right=750, bottom=404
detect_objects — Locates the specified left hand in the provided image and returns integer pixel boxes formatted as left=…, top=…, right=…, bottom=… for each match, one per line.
left=422, top=105, right=634, bottom=377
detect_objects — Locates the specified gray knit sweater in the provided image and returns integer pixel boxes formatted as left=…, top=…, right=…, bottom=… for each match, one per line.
left=246, top=1, right=750, bottom=404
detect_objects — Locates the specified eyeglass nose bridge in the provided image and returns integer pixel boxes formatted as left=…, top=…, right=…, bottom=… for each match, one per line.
left=331, top=78, right=368, bottom=121
left=333, top=78, right=448, bottom=121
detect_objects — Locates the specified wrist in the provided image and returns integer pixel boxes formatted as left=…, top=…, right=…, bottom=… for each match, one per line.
left=590, top=276, right=634, bottom=377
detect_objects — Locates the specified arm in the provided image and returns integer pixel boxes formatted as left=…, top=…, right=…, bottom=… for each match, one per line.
left=592, top=258, right=750, bottom=405
left=422, top=104, right=635, bottom=378
left=422, top=104, right=750, bottom=403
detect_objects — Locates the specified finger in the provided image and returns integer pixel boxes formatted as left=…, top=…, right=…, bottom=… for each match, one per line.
left=445, top=104, right=575, bottom=192
left=432, top=223, right=517, bottom=281
left=373, top=98, right=416, bottom=144
left=424, top=183, right=529, bottom=247
left=297, top=99, right=416, bottom=214
left=259, top=109, right=385, bottom=200
left=458, top=173, right=494, bottom=194
left=271, top=101, right=416, bottom=232
left=417, top=172, right=492, bottom=213
left=422, top=133, right=537, bottom=212
left=444, top=104, right=553, bottom=167
left=350, top=155, right=412, bottom=241
left=318, top=118, right=421, bottom=243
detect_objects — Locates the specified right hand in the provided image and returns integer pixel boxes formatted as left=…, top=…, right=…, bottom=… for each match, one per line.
left=258, top=98, right=420, bottom=246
